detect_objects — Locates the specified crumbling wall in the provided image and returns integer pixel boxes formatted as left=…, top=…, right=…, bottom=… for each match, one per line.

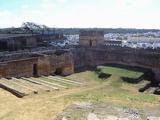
left=37, top=52, right=74, bottom=76
left=26, top=37, right=37, bottom=48
left=37, top=56, right=51, bottom=76
left=0, top=58, right=38, bottom=78
left=48, top=51, right=74, bottom=76
left=73, top=47, right=160, bottom=81
left=79, top=31, right=104, bottom=47
left=0, top=50, right=74, bottom=78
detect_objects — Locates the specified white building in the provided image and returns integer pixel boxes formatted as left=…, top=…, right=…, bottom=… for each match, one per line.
left=123, top=37, right=160, bottom=48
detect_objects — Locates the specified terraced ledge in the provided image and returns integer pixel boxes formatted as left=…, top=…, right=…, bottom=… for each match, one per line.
left=0, top=82, right=26, bottom=98
left=10, top=78, right=38, bottom=94
left=31, top=77, right=66, bottom=88
left=21, top=77, right=59, bottom=90
left=12, top=77, right=50, bottom=92
left=48, top=76, right=83, bottom=85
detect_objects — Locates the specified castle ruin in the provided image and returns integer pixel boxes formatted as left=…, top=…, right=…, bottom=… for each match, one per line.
left=0, top=31, right=160, bottom=82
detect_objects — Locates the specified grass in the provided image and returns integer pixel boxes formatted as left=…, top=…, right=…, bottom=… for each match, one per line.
left=98, top=65, right=144, bottom=78
left=67, top=65, right=160, bottom=108
left=0, top=64, right=160, bottom=120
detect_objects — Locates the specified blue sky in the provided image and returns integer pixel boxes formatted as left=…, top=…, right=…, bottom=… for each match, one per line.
left=0, top=0, right=160, bottom=28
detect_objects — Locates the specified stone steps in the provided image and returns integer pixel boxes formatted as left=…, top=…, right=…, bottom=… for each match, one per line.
left=12, top=77, right=50, bottom=92
left=0, top=76, right=84, bottom=98
left=22, top=77, right=59, bottom=90
left=0, top=79, right=29, bottom=97
left=0, top=78, right=31, bottom=94
left=47, top=76, right=82, bottom=85
left=31, top=77, right=66, bottom=88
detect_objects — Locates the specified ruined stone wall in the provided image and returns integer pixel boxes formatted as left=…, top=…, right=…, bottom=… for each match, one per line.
left=37, top=51, right=74, bottom=76
left=0, top=50, right=74, bottom=78
left=0, top=36, right=37, bottom=51
left=47, top=51, right=74, bottom=75
left=26, top=37, right=37, bottom=48
left=37, top=56, right=51, bottom=76
left=79, top=31, right=104, bottom=47
left=0, top=58, right=38, bottom=78
left=72, top=46, right=160, bottom=81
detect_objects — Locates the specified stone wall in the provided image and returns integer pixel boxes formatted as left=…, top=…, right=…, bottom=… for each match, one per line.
left=0, top=36, right=37, bottom=51
left=79, top=31, right=104, bottom=47
left=37, top=51, right=74, bottom=76
left=0, top=50, right=74, bottom=78
left=0, top=45, right=159, bottom=81
left=0, top=58, right=38, bottom=78
left=72, top=46, right=160, bottom=81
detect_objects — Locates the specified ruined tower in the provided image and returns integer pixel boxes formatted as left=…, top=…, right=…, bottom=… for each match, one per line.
left=79, top=30, right=104, bottom=47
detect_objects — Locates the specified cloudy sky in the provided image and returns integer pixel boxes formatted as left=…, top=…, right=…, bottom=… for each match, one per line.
left=0, top=0, right=160, bottom=28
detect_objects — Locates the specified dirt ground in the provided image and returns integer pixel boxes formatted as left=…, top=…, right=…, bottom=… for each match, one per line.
left=0, top=88, right=68, bottom=120
left=1, top=65, right=160, bottom=120
left=0, top=83, right=104, bottom=120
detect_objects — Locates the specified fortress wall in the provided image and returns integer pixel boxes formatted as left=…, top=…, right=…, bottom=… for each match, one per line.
left=71, top=48, right=87, bottom=69
left=73, top=47, right=160, bottom=81
left=26, top=37, right=37, bottom=48
left=0, top=50, right=74, bottom=78
left=0, top=58, right=38, bottom=78
left=79, top=31, right=104, bottom=47
left=37, top=56, right=51, bottom=76
left=152, top=69, right=160, bottom=81
left=46, top=52, right=74, bottom=75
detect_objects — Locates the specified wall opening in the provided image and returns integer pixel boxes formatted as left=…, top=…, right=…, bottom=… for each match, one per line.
left=55, top=68, right=63, bottom=75
left=89, top=40, right=93, bottom=47
left=33, top=64, right=38, bottom=76
left=0, top=41, right=8, bottom=50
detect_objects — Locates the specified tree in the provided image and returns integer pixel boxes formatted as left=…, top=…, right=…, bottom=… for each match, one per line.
left=21, top=22, right=50, bottom=34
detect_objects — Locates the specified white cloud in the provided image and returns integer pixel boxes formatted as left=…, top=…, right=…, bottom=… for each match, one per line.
left=0, top=0, right=159, bottom=29
left=0, top=10, right=22, bottom=28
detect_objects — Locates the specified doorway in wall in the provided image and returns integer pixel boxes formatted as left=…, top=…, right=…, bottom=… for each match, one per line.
left=0, top=41, right=8, bottom=50
left=55, top=68, right=63, bottom=75
left=89, top=40, right=93, bottom=47
left=33, top=64, right=38, bottom=76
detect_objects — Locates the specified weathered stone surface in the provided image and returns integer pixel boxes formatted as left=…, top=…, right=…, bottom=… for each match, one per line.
left=87, top=113, right=100, bottom=120
left=0, top=45, right=160, bottom=82
left=79, top=31, right=104, bottom=47
left=73, top=46, right=160, bottom=82
left=0, top=49, right=74, bottom=78
left=57, top=101, right=158, bottom=120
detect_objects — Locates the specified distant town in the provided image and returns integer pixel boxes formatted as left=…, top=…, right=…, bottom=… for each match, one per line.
left=1, top=22, right=160, bottom=50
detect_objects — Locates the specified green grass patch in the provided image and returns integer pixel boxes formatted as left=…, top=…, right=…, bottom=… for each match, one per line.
left=69, top=85, right=160, bottom=108
left=66, top=71, right=100, bottom=82
left=98, top=66, right=144, bottom=78
left=67, top=65, right=160, bottom=108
